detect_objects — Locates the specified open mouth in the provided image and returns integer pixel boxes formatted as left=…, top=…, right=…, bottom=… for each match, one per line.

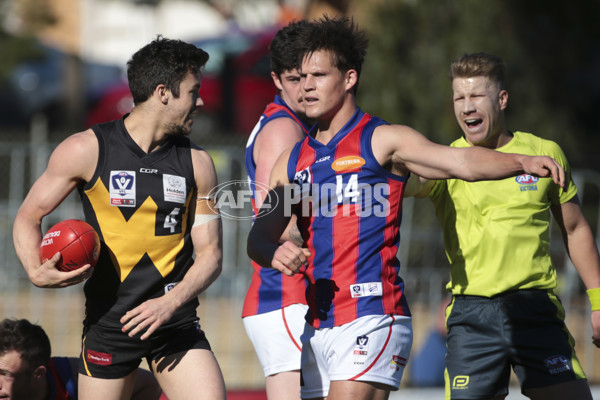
left=465, top=118, right=483, bottom=128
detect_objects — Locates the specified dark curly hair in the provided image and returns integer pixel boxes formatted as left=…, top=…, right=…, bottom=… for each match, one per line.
left=127, top=35, right=209, bottom=105
left=0, top=319, right=51, bottom=370
left=297, top=15, right=369, bottom=94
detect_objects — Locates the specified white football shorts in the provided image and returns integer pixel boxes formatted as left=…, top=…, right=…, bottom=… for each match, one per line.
left=243, top=303, right=309, bottom=377
left=300, top=314, right=413, bottom=399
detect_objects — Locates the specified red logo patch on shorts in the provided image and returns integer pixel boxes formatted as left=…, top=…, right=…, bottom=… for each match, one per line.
left=86, top=349, right=113, bottom=365
left=390, top=355, right=406, bottom=371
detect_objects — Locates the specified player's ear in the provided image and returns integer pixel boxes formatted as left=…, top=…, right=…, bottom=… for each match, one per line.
left=156, top=84, right=169, bottom=104
left=33, top=365, right=46, bottom=379
left=271, top=72, right=283, bottom=91
left=499, top=89, right=508, bottom=111
left=345, top=69, right=358, bottom=92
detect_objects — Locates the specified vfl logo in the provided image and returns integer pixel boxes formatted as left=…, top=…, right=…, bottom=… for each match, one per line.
left=292, top=168, right=313, bottom=200
left=350, top=282, right=382, bottom=298
left=356, top=335, right=369, bottom=346
left=353, top=335, right=369, bottom=356
left=293, top=168, right=312, bottom=185
left=452, top=375, right=469, bottom=389
left=112, top=171, right=134, bottom=195
left=110, top=171, right=136, bottom=207
left=515, top=174, right=539, bottom=185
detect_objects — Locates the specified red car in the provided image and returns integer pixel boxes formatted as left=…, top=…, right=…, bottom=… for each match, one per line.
left=85, top=27, right=279, bottom=135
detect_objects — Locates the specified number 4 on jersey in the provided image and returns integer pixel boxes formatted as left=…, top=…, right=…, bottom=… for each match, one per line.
left=164, top=207, right=181, bottom=233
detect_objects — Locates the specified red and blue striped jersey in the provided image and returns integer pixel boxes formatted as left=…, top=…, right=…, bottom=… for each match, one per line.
left=242, top=95, right=311, bottom=317
left=287, top=108, right=411, bottom=328
left=46, top=357, right=77, bottom=399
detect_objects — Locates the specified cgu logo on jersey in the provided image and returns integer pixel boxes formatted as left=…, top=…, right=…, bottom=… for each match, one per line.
left=331, top=156, right=366, bottom=172
left=110, top=171, right=136, bottom=207
left=515, top=174, right=539, bottom=192
left=544, top=355, right=571, bottom=374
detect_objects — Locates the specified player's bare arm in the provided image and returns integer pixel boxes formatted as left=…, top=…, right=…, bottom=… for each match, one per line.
left=253, top=117, right=305, bottom=209
left=372, top=124, right=565, bottom=186
left=247, top=149, right=310, bottom=276
left=551, top=196, right=600, bottom=346
left=254, top=118, right=305, bottom=246
left=120, top=148, right=223, bottom=340
left=13, top=129, right=98, bottom=288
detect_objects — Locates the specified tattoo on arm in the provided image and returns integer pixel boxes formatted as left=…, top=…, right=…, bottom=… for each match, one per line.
left=288, top=224, right=304, bottom=246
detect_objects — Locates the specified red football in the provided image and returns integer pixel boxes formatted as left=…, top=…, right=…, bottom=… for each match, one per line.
left=39, top=219, right=101, bottom=272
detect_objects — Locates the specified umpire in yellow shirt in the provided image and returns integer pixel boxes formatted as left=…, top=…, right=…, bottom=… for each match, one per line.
left=409, top=52, right=600, bottom=400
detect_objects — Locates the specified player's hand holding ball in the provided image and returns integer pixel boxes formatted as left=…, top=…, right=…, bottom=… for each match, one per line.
left=37, top=219, right=100, bottom=287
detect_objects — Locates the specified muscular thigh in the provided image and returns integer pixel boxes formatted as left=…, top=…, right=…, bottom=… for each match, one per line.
left=152, top=348, right=225, bottom=400
left=523, top=379, right=592, bottom=400
left=149, top=321, right=224, bottom=400
left=78, top=370, right=137, bottom=400
left=327, top=380, right=391, bottom=400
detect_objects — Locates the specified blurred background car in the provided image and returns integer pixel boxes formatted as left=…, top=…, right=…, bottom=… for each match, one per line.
left=0, top=36, right=124, bottom=131
left=85, top=26, right=279, bottom=136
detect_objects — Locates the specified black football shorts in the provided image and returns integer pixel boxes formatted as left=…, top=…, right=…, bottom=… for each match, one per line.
left=445, top=290, right=587, bottom=399
left=79, top=317, right=212, bottom=379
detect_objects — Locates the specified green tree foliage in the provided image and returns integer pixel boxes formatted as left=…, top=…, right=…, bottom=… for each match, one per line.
left=355, top=0, right=600, bottom=169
